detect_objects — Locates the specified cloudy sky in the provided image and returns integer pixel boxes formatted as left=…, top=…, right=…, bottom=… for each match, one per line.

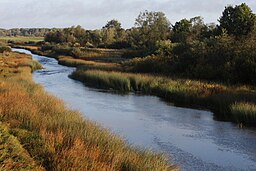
left=0, top=0, right=255, bottom=29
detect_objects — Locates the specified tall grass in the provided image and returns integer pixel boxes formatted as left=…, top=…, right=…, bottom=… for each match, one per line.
left=58, top=56, right=121, bottom=71
left=0, top=51, right=176, bottom=170
left=71, top=69, right=256, bottom=125
left=0, top=123, right=44, bottom=171
left=231, top=102, right=256, bottom=124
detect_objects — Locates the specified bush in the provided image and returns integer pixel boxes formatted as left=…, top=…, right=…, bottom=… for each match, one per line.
left=122, top=55, right=171, bottom=73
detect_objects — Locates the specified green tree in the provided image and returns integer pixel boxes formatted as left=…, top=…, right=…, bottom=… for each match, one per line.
left=219, top=3, right=256, bottom=37
left=103, top=19, right=122, bottom=30
left=172, top=16, right=207, bottom=43
left=172, top=19, right=192, bottom=42
left=102, top=19, right=125, bottom=47
left=131, top=11, right=171, bottom=52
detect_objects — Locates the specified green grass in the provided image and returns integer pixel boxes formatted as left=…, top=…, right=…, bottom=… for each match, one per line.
left=0, top=51, right=176, bottom=170
left=71, top=69, right=256, bottom=125
left=231, top=102, right=256, bottom=124
left=0, top=36, right=44, bottom=42
left=0, top=123, right=44, bottom=170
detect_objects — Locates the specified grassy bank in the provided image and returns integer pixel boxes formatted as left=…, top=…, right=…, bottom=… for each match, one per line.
left=0, top=123, right=44, bottom=170
left=12, top=45, right=256, bottom=126
left=58, top=56, right=121, bottom=71
left=0, top=51, right=176, bottom=170
left=71, top=69, right=256, bottom=125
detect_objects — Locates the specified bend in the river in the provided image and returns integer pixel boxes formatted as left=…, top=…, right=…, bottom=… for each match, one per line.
left=13, top=48, right=256, bottom=171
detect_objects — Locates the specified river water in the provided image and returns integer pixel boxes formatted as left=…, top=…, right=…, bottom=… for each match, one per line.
left=13, top=48, right=256, bottom=171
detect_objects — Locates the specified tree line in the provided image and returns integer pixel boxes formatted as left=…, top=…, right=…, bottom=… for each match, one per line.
left=0, top=28, right=54, bottom=37
left=43, top=3, right=256, bottom=85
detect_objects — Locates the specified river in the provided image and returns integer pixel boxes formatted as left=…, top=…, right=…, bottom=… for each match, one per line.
left=13, top=48, right=256, bottom=171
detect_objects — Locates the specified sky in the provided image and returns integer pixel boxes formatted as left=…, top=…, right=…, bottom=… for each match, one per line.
left=0, top=0, right=255, bottom=29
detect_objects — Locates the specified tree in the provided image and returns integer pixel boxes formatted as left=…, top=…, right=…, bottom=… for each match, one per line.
left=102, top=19, right=126, bottom=47
left=219, top=3, right=256, bottom=37
left=131, top=11, right=171, bottom=52
left=103, top=19, right=122, bottom=30
left=45, top=30, right=65, bottom=43
left=172, top=19, right=192, bottom=42
left=172, top=16, right=207, bottom=43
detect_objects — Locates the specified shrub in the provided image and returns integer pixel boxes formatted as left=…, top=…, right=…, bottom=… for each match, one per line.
left=122, top=55, right=171, bottom=73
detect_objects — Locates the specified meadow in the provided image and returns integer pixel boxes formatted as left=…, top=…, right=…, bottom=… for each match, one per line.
left=0, top=50, right=176, bottom=170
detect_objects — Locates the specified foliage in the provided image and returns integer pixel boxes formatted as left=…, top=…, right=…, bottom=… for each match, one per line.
left=155, top=40, right=173, bottom=57
left=103, top=19, right=122, bottom=30
left=171, top=16, right=208, bottom=43
left=0, top=28, right=53, bottom=37
left=131, top=11, right=171, bottom=52
left=219, top=3, right=256, bottom=37
left=122, top=55, right=171, bottom=73
left=14, top=3, right=256, bottom=86
left=172, top=19, right=192, bottom=42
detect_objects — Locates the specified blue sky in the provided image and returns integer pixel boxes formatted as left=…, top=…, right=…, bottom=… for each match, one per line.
left=0, top=0, right=255, bottom=29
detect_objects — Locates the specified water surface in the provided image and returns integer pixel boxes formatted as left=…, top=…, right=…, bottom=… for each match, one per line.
left=14, top=48, right=256, bottom=171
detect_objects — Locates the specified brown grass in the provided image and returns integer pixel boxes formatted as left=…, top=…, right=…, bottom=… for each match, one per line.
left=0, top=51, right=176, bottom=170
left=58, top=55, right=121, bottom=71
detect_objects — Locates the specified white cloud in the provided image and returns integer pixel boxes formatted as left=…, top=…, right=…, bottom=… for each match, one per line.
left=0, top=0, right=255, bottom=29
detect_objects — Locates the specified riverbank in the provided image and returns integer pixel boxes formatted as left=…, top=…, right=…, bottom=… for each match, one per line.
left=13, top=44, right=256, bottom=126
left=0, top=49, right=175, bottom=170
left=70, top=69, right=256, bottom=125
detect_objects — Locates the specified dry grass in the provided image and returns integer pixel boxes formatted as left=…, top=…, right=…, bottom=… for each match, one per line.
left=231, top=102, right=256, bottom=124
left=0, top=123, right=44, bottom=171
left=58, top=55, right=121, bottom=71
left=0, top=51, right=176, bottom=170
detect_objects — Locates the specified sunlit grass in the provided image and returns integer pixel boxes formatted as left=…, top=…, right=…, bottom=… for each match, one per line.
left=58, top=55, right=121, bottom=71
left=231, top=102, right=256, bottom=124
left=0, top=51, right=176, bottom=170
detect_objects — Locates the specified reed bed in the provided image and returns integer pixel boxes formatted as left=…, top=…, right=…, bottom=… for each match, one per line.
left=71, top=69, right=256, bottom=125
left=58, top=56, right=121, bottom=71
left=231, top=102, right=256, bottom=124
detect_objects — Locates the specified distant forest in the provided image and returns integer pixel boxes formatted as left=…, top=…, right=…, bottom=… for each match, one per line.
left=0, top=28, right=54, bottom=37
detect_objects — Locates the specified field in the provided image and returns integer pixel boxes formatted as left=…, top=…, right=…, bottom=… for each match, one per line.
left=0, top=50, right=176, bottom=170
left=0, top=36, right=44, bottom=42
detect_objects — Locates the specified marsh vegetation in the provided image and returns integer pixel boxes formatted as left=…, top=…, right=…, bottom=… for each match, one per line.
left=0, top=48, right=175, bottom=170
